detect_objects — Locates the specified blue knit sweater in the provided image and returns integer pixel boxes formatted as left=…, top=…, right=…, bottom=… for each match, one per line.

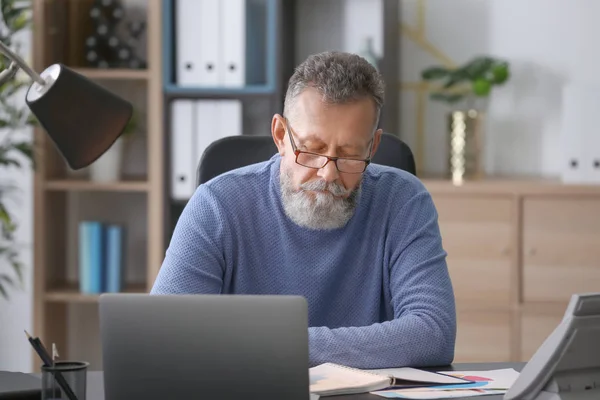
left=151, top=154, right=456, bottom=369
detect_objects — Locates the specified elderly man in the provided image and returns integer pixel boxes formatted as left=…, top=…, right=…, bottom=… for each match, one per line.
left=151, top=51, right=456, bottom=369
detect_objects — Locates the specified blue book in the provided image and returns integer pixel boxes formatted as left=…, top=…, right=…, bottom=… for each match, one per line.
left=105, top=225, right=124, bottom=293
left=78, top=221, right=104, bottom=294
left=78, top=222, right=90, bottom=293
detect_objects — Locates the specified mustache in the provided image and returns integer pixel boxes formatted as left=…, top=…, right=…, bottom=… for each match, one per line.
left=300, top=179, right=350, bottom=197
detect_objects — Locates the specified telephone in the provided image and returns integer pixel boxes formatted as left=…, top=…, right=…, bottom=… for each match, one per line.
left=504, top=292, right=600, bottom=400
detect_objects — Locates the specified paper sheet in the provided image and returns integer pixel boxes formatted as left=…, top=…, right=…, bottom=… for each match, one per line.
left=371, top=368, right=519, bottom=399
left=371, top=389, right=504, bottom=399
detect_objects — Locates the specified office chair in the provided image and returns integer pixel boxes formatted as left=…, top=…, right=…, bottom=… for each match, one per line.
left=196, top=133, right=416, bottom=186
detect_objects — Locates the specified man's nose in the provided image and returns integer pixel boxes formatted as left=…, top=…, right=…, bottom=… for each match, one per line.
left=317, top=159, right=340, bottom=183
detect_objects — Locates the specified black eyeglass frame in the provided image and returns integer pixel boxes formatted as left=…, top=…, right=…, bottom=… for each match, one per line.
left=283, top=118, right=374, bottom=174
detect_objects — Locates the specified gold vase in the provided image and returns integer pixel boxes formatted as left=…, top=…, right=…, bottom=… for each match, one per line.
left=447, top=109, right=484, bottom=185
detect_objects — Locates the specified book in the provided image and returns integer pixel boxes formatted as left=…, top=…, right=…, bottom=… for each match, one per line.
left=309, top=363, right=473, bottom=396
left=371, top=368, right=520, bottom=399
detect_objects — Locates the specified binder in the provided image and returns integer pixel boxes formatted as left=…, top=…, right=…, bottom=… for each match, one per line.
left=171, top=100, right=243, bottom=198
left=175, top=0, right=246, bottom=87
left=175, top=0, right=203, bottom=86
left=218, top=99, right=243, bottom=138
left=193, top=100, right=243, bottom=174
left=220, top=0, right=246, bottom=86
left=586, top=97, right=600, bottom=184
left=198, top=0, right=221, bottom=86
left=560, top=84, right=598, bottom=184
left=194, top=100, right=220, bottom=176
left=171, top=99, right=195, bottom=200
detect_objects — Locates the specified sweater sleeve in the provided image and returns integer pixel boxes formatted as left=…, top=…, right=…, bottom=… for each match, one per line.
left=150, top=185, right=228, bottom=295
left=308, top=189, right=456, bottom=369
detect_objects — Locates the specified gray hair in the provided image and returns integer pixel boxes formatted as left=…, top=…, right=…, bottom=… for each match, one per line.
left=283, top=51, right=385, bottom=127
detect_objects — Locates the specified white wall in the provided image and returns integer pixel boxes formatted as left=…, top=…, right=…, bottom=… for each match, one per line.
left=0, top=26, right=33, bottom=372
left=400, top=0, right=600, bottom=178
left=295, top=0, right=383, bottom=65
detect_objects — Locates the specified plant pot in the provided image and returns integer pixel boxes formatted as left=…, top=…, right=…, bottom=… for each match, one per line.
left=89, top=137, right=124, bottom=183
left=447, top=109, right=485, bottom=185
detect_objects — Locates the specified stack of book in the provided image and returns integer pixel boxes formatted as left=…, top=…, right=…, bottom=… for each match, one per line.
left=78, top=220, right=125, bottom=294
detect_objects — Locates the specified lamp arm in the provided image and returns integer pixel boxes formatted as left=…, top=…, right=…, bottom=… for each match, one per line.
left=0, top=40, right=45, bottom=86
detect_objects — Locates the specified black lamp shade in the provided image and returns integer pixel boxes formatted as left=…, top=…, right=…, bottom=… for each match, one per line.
left=25, top=63, right=133, bottom=170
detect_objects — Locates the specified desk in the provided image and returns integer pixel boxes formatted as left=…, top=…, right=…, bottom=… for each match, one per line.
left=30, top=362, right=524, bottom=400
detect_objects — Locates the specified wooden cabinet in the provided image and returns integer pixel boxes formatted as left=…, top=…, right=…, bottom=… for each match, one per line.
left=424, top=180, right=600, bottom=363
left=455, top=310, right=512, bottom=362
left=522, top=197, right=600, bottom=304
left=435, top=196, right=514, bottom=310
left=520, top=304, right=565, bottom=362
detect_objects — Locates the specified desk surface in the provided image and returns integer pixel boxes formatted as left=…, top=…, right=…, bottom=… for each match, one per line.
left=34, top=362, right=524, bottom=400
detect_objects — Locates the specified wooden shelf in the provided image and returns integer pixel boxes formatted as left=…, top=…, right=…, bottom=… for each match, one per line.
left=163, top=83, right=275, bottom=98
left=44, top=180, right=150, bottom=192
left=72, top=67, right=149, bottom=80
left=45, top=284, right=148, bottom=303
left=32, top=0, right=166, bottom=370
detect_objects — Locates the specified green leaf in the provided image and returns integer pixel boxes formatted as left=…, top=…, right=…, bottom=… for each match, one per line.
left=0, top=80, right=28, bottom=98
left=443, top=67, right=471, bottom=88
left=430, top=92, right=466, bottom=104
left=464, top=56, right=495, bottom=80
left=0, top=158, right=21, bottom=167
left=25, top=113, right=39, bottom=126
left=421, top=66, right=450, bottom=80
left=11, top=141, right=34, bottom=162
left=0, top=201, right=16, bottom=239
left=0, top=282, right=8, bottom=300
left=10, top=12, right=30, bottom=32
left=0, top=274, right=15, bottom=288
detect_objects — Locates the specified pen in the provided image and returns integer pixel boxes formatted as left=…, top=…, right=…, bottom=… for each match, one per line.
left=25, top=330, right=79, bottom=400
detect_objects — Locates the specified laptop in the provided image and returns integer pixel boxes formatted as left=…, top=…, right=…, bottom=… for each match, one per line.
left=99, top=293, right=311, bottom=400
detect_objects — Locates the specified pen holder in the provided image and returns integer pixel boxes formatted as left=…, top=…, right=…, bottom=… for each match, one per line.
left=41, top=361, right=89, bottom=400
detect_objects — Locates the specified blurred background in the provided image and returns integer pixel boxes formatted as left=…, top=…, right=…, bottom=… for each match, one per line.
left=1, top=0, right=599, bottom=373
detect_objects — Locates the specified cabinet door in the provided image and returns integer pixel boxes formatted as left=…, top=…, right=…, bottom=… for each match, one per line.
left=433, top=195, right=514, bottom=310
left=522, top=197, right=600, bottom=304
left=520, top=305, right=565, bottom=362
left=454, top=309, right=512, bottom=362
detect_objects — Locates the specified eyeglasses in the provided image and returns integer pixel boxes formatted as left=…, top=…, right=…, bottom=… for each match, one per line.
left=284, top=118, right=373, bottom=174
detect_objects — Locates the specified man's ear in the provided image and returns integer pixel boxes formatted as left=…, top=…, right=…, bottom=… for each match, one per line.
left=369, top=129, right=383, bottom=158
left=271, top=114, right=287, bottom=156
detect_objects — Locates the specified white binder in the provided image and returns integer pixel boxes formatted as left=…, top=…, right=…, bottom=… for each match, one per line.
left=198, top=0, right=221, bottom=86
left=220, top=0, right=246, bottom=87
left=560, top=84, right=600, bottom=184
left=193, top=100, right=243, bottom=173
left=194, top=100, right=220, bottom=174
left=587, top=97, right=600, bottom=184
left=175, top=0, right=203, bottom=86
left=170, top=99, right=196, bottom=200
left=218, top=100, right=243, bottom=137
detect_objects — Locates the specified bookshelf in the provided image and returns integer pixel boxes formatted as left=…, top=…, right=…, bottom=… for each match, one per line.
left=31, top=0, right=164, bottom=370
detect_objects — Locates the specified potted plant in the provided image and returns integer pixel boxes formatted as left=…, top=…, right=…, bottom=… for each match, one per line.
left=0, top=0, right=37, bottom=300
left=421, top=56, right=510, bottom=183
left=89, top=108, right=138, bottom=182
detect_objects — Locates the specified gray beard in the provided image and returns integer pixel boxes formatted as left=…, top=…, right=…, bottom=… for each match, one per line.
left=279, top=168, right=361, bottom=230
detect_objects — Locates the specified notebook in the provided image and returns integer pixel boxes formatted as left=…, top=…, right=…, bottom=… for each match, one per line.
left=309, top=363, right=474, bottom=396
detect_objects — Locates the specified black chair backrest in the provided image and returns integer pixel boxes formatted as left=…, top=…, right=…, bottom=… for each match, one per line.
left=196, top=133, right=416, bottom=186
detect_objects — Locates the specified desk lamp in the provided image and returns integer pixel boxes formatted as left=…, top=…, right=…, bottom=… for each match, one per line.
left=0, top=40, right=133, bottom=170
